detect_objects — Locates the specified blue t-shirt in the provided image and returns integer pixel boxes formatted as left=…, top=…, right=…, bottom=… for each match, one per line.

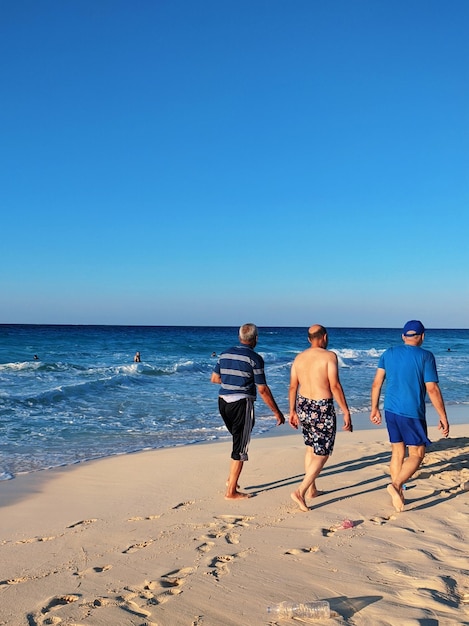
left=213, top=344, right=267, bottom=398
left=378, top=344, right=439, bottom=420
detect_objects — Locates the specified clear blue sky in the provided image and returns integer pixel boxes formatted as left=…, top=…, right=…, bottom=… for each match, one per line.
left=2, top=1, right=468, bottom=327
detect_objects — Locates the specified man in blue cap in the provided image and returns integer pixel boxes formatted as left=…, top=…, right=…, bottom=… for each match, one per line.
left=370, top=320, right=449, bottom=512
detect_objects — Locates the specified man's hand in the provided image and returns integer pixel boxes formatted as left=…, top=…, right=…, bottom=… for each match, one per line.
left=289, top=411, right=299, bottom=430
left=342, top=412, right=353, bottom=432
left=370, top=408, right=381, bottom=425
left=275, top=411, right=285, bottom=426
left=438, top=418, right=449, bottom=438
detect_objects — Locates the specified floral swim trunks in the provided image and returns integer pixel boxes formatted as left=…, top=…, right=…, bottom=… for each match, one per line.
left=296, top=395, right=337, bottom=456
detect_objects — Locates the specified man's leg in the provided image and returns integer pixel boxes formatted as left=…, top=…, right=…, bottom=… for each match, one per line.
left=387, top=443, right=425, bottom=511
left=393, top=444, right=425, bottom=489
left=291, top=451, right=329, bottom=512
left=225, top=459, right=249, bottom=499
left=221, top=398, right=252, bottom=500
left=389, top=442, right=406, bottom=485
left=304, top=446, right=325, bottom=498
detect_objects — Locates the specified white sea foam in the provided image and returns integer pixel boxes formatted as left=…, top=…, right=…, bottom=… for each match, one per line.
left=0, top=361, right=37, bottom=371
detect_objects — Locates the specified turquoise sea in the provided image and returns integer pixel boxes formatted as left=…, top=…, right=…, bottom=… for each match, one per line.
left=0, top=325, right=468, bottom=480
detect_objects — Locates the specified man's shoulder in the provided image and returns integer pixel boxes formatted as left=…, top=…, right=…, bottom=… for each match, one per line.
left=234, top=344, right=257, bottom=355
left=384, top=345, right=405, bottom=355
left=419, top=346, right=436, bottom=361
left=221, top=344, right=259, bottom=359
left=295, top=347, right=335, bottom=362
left=221, top=344, right=247, bottom=354
left=405, top=345, right=433, bottom=357
left=384, top=345, right=433, bottom=359
left=379, top=345, right=400, bottom=364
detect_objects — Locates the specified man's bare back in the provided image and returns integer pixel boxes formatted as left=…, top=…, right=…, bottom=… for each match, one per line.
left=291, top=347, right=337, bottom=400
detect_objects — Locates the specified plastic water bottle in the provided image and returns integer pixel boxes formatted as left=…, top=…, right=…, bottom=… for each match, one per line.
left=267, top=600, right=330, bottom=619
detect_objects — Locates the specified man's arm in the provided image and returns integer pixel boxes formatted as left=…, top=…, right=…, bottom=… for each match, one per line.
left=426, top=381, right=449, bottom=437
left=288, top=363, right=299, bottom=429
left=211, top=372, right=221, bottom=384
left=328, top=355, right=352, bottom=431
left=370, top=368, right=385, bottom=425
left=257, top=384, right=285, bottom=425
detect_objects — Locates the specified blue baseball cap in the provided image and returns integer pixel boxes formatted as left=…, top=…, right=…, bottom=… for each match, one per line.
left=403, top=320, right=425, bottom=336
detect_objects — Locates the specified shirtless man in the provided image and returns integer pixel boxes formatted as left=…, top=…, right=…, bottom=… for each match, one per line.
left=289, top=325, right=352, bottom=512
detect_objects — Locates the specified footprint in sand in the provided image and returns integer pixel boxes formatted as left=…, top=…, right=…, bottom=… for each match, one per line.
left=146, top=566, right=197, bottom=591
left=204, top=530, right=224, bottom=539
left=138, top=567, right=195, bottom=606
left=284, top=546, right=319, bottom=555
left=197, top=541, right=215, bottom=553
left=118, top=589, right=154, bottom=615
left=28, top=594, right=80, bottom=625
left=207, top=555, right=232, bottom=579
left=67, top=519, right=97, bottom=529
left=216, top=514, right=253, bottom=527
left=92, top=597, right=112, bottom=607
left=122, top=540, right=153, bottom=554
left=172, top=501, right=195, bottom=510
left=1, top=576, right=29, bottom=586
left=93, top=564, right=112, bottom=573
left=199, top=515, right=251, bottom=546
left=43, top=595, right=80, bottom=611
left=153, top=588, right=183, bottom=604
left=90, top=592, right=159, bottom=623
left=76, top=564, right=113, bottom=577
left=206, top=549, right=251, bottom=579
left=128, top=514, right=161, bottom=521
left=118, top=593, right=154, bottom=617
left=370, top=514, right=396, bottom=525
left=16, top=535, right=60, bottom=544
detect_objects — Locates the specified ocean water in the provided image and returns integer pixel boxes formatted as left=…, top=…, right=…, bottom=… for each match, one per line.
left=1, top=325, right=468, bottom=480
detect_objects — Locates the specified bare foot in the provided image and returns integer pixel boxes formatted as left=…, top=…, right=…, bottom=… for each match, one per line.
left=387, top=484, right=404, bottom=512
left=225, top=490, right=251, bottom=500
left=291, top=490, right=309, bottom=512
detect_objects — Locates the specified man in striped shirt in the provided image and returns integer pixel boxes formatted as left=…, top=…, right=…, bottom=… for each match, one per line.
left=211, top=323, right=285, bottom=499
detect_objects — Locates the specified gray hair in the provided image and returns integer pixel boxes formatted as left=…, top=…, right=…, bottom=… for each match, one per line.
left=239, top=323, right=258, bottom=344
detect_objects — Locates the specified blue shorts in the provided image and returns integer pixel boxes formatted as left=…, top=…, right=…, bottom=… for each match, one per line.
left=384, top=411, right=431, bottom=447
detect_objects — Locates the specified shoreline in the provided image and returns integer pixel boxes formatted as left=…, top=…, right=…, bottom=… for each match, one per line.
left=1, top=407, right=468, bottom=625
left=2, top=403, right=468, bottom=484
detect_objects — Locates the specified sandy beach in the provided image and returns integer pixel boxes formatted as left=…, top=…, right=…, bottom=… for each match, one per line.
left=1, top=412, right=468, bottom=626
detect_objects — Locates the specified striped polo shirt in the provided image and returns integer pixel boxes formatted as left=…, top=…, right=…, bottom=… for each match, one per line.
left=213, top=344, right=267, bottom=398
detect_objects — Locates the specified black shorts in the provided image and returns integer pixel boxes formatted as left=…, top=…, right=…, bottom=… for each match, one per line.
left=218, top=397, right=255, bottom=461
